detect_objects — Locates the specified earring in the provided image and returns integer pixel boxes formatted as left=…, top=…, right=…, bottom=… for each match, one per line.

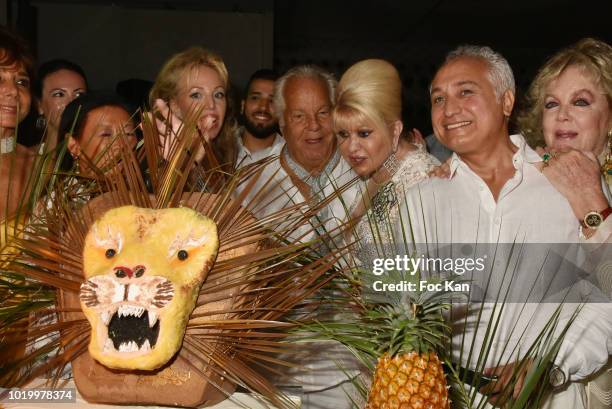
left=382, top=151, right=400, bottom=177
left=35, top=115, right=47, bottom=130
left=602, top=130, right=612, bottom=178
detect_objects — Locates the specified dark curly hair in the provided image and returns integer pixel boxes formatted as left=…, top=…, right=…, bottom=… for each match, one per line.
left=0, top=26, right=35, bottom=80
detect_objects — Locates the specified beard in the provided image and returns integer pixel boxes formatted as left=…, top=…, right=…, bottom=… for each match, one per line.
left=242, top=113, right=279, bottom=140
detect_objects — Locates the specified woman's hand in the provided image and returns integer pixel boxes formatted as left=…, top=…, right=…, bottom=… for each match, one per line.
left=142, top=98, right=183, bottom=161
left=144, top=99, right=209, bottom=164
left=537, top=146, right=609, bottom=222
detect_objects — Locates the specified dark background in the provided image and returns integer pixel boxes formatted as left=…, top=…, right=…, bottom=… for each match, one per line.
left=4, top=0, right=612, bottom=136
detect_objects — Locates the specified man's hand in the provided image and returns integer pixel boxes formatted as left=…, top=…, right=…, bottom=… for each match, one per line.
left=411, top=127, right=426, bottom=146
left=480, top=360, right=532, bottom=407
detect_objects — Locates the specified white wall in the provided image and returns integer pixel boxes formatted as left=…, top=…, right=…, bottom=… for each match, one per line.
left=33, top=2, right=273, bottom=92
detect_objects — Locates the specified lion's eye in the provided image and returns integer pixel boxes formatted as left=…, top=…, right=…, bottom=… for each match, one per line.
left=177, top=250, right=188, bottom=261
left=105, top=249, right=116, bottom=259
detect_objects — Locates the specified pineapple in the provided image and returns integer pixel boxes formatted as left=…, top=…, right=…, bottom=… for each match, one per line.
left=366, top=301, right=450, bottom=409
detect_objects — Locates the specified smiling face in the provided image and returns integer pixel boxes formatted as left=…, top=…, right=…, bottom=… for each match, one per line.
left=430, top=57, right=514, bottom=155
left=170, top=64, right=227, bottom=141
left=281, top=76, right=335, bottom=172
left=0, top=60, right=31, bottom=138
left=542, top=65, right=611, bottom=156
left=39, top=69, right=87, bottom=128
left=242, top=78, right=277, bottom=139
left=336, top=112, right=399, bottom=177
left=80, top=206, right=219, bottom=370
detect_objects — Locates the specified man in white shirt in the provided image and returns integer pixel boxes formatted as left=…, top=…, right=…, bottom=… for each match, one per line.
left=242, top=65, right=361, bottom=408
left=395, top=45, right=612, bottom=408
left=235, top=69, right=284, bottom=168
left=244, top=65, right=358, bottom=245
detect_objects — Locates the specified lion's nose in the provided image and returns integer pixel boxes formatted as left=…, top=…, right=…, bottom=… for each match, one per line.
left=133, top=265, right=146, bottom=277
left=114, top=266, right=132, bottom=278
left=113, top=265, right=146, bottom=279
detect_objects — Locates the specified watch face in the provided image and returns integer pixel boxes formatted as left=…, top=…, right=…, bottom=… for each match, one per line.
left=549, top=367, right=566, bottom=388
left=585, top=212, right=603, bottom=228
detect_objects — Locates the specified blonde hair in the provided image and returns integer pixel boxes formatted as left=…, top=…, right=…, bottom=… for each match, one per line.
left=149, top=47, right=228, bottom=105
left=333, top=59, right=402, bottom=134
left=149, top=47, right=237, bottom=167
left=518, top=38, right=612, bottom=147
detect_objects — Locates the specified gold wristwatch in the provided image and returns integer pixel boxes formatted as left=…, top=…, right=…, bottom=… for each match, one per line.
left=581, top=206, right=612, bottom=230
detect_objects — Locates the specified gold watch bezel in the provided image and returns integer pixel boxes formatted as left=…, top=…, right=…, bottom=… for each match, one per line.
left=583, top=211, right=604, bottom=229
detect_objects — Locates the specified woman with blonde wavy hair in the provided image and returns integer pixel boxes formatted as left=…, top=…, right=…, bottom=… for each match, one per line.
left=518, top=38, right=611, bottom=238
left=149, top=47, right=237, bottom=169
left=518, top=37, right=612, bottom=409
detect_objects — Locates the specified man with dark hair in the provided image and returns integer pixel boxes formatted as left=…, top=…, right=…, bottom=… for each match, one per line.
left=235, top=68, right=283, bottom=167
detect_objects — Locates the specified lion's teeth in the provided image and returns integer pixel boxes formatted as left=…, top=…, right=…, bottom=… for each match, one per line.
left=104, top=338, right=114, bottom=352
left=100, top=310, right=111, bottom=325
left=129, top=341, right=138, bottom=352
left=137, top=307, right=145, bottom=317
left=119, top=342, right=129, bottom=352
left=141, top=339, right=151, bottom=352
left=148, top=310, right=158, bottom=328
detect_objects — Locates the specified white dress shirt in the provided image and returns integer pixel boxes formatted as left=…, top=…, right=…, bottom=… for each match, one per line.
left=242, top=145, right=360, bottom=245
left=240, top=148, right=362, bottom=409
left=394, top=134, right=612, bottom=409
left=234, top=128, right=284, bottom=169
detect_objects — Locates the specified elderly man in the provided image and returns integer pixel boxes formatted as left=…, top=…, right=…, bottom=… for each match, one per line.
left=393, top=46, right=612, bottom=408
left=242, top=65, right=361, bottom=408
left=235, top=69, right=284, bottom=168
left=244, top=65, right=358, bottom=243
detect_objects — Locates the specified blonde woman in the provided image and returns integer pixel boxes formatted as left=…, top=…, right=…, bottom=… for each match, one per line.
left=333, top=59, right=439, bottom=266
left=518, top=38, right=612, bottom=409
left=149, top=47, right=237, bottom=168
left=519, top=38, right=611, bottom=217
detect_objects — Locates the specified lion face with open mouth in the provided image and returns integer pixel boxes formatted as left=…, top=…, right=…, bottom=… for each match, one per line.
left=79, top=206, right=218, bottom=370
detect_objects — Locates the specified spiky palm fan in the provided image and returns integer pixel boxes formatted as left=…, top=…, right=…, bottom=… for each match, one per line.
left=0, top=110, right=351, bottom=408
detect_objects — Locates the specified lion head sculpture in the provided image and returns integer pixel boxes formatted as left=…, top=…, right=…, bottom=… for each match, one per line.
left=79, top=205, right=219, bottom=370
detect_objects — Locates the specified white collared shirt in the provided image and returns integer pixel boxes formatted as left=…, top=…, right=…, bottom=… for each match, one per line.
left=394, top=134, right=612, bottom=409
left=241, top=148, right=359, bottom=245
left=235, top=128, right=284, bottom=169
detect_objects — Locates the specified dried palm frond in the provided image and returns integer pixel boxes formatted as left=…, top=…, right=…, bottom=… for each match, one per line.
left=0, top=109, right=355, bottom=408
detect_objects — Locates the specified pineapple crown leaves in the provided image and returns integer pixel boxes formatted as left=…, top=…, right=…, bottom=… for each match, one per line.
left=367, top=301, right=451, bottom=358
